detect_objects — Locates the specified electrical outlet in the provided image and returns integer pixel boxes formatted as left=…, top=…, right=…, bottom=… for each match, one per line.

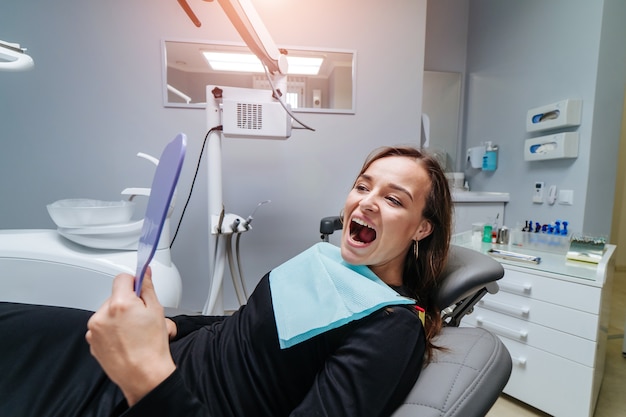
left=533, top=181, right=544, bottom=204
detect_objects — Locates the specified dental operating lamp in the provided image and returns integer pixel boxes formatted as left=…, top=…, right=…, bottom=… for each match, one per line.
left=178, top=0, right=298, bottom=314
left=0, top=40, right=34, bottom=71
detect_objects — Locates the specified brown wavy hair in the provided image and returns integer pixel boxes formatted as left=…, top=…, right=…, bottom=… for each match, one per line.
left=355, top=146, right=452, bottom=361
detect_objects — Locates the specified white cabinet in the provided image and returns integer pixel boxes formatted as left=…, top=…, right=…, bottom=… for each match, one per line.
left=451, top=191, right=509, bottom=234
left=454, top=233, right=615, bottom=417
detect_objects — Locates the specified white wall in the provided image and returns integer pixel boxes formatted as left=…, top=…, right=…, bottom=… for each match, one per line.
left=462, top=0, right=626, bottom=238
left=0, top=0, right=427, bottom=311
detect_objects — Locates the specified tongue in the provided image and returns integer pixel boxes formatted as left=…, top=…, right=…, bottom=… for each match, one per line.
left=357, top=226, right=376, bottom=243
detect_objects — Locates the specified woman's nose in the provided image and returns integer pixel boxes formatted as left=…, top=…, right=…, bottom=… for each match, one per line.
left=359, top=194, right=378, bottom=212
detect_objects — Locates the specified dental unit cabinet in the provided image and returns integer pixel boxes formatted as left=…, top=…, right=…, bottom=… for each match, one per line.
left=453, top=232, right=615, bottom=417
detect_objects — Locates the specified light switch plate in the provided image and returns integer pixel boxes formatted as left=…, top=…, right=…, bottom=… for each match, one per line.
left=558, top=189, right=574, bottom=205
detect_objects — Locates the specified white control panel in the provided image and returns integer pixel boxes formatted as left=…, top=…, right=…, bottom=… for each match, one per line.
left=533, top=181, right=545, bottom=204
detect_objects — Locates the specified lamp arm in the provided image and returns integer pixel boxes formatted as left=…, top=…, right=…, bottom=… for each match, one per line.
left=0, top=40, right=34, bottom=71
left=177, top=0, right=288, bottom=76
left=215, top=0, right=287, bottom=75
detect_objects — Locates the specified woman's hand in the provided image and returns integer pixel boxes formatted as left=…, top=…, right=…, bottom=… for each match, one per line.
left=86, top=267, right=176, bottom=407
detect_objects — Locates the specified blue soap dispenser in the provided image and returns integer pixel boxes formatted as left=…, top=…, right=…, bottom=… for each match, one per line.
left=482, top=141, right=498, bottom=171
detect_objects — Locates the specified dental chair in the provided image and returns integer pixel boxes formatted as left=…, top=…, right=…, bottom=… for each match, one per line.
left=320, top=216, right=512, bottom=417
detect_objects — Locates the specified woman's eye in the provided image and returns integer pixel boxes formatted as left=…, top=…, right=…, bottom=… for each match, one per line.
left=356, top=184, right=369, bottom=192
left=387, top=196, right=402, bottom=206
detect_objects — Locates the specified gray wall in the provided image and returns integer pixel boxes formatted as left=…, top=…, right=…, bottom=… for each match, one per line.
left=462, top=0, right=626, bottom=238
left=0, top=0, right=427, bottom=311
left=424, top=0, right=470, bottom=172
left=425, top=1, right=469, bottom=74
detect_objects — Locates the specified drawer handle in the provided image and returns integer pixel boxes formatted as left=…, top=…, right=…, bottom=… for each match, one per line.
left=479, top=299, right=530, bottom=318
left=499, top=280, right=532, bottom=295
left=512, top=356, right=527, bottom=367
left=476, top=316, right=528, bottom=341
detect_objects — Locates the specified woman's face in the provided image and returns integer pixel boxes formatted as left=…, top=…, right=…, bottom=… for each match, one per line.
left=341, top=155, right=433, bottom=286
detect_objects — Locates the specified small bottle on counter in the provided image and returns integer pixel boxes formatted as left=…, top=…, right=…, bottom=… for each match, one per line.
left=482, top=224, right=493, bottom=243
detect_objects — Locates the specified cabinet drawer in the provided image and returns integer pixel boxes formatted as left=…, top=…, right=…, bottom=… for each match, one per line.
left=497, top=336, right=596, bottom=417
left=463, top=308, right=598, bottom=366
left=499, top=268, right=601, bottom=314
left=477, top=290, right=599, bottom=341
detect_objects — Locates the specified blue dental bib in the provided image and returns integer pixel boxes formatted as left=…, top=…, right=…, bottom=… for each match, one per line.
left=269, top=242, right=414, bottom=349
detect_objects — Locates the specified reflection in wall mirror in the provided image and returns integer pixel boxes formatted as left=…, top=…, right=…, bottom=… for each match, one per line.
left=422, top=71, right=462, bottom=170
left=162, top=39, right=356, bottom=114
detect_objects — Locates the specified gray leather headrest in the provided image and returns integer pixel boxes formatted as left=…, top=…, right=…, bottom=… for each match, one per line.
left=436, top=245, right=504, bottom=309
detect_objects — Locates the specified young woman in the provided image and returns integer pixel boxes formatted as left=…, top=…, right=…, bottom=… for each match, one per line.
left=0, top=146, right=452, bottom=417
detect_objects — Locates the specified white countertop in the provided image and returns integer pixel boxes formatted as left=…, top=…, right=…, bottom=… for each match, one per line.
left=452, top=191, right=510, bottom=203
left=452, top=231, right=615, bottom=285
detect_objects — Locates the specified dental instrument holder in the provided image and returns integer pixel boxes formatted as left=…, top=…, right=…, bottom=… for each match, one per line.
left=509, top=229, right=572, bottom=255
left=204, top=85, right=290, bottom=315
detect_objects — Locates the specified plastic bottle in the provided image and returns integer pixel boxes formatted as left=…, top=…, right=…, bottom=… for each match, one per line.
left=482, top=141, right=498, bottom=171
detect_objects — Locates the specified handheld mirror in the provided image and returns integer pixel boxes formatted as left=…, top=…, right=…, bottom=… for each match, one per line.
left=134, top=133, right=186, bottom=296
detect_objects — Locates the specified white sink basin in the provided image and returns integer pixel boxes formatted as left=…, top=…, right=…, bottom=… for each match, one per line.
left=452, top=191, right=510, bottom=203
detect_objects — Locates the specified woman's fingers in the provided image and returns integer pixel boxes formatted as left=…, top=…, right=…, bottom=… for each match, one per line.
left=139, top=267, right=161, bottom=307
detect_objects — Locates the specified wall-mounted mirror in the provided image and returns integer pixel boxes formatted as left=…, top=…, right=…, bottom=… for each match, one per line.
left=421, top=71, right=462, bottom=170
left=162, top=39, right=356, bottom=114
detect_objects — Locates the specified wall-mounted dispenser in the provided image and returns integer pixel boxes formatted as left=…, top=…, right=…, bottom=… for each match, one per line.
left=467, top=145, right=485, bottom=169
left=524, top=132, right=579, bottom=161
left=526, top=98, right=582, bottom=132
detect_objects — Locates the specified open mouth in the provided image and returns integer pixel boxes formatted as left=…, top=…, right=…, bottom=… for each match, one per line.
left=350, top=218, right=377, bottom=244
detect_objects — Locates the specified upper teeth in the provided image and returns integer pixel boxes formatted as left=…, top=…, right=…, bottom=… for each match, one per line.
left=353, top=218, right=372, bottom=229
